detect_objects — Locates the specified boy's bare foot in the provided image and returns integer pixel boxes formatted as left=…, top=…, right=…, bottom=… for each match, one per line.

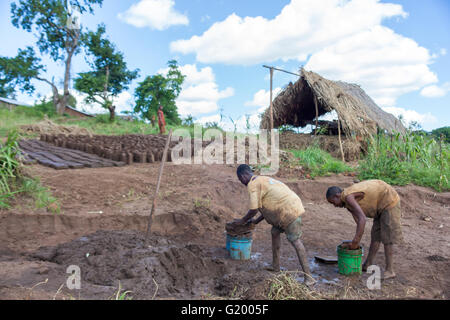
left=382, top=270, right=396, bottom=280
left=265, top=265, right=281, bottom=272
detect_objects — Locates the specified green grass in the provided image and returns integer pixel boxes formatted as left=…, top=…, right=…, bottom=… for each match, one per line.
left=358, top=132, right=449, bottom=191
left=289, top=145, right=353, bottom=178
left=0, top=129, right=59, bottom=210
left=0, top=106, right=48, bottom=138
left=2, top=105, right=449, bottom=193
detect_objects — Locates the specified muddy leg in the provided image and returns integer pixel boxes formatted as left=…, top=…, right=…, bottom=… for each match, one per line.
left=363, top=240, right=381, bottom=271
left=290, top=238, right=314, bottom=286
left=270, top=228, right=281, bottom=272
left=383, top=244, right=396, bottom=279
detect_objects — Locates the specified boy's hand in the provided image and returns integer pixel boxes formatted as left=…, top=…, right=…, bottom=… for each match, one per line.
left=342, top=241, right=359, bottom=250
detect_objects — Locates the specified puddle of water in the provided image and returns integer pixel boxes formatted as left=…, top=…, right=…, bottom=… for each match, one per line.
left=319, top=278, right=339, bottom=285
left=251, top=252, right=262, bottom=260
left=309, top=257, right=320, bottom=272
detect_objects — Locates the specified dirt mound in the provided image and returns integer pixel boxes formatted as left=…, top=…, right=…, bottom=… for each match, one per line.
left=20, top=118, right=92, bottom=136
left=32, top=230, right=229, bottom=299
left=280, top=132, right=364, bottom=161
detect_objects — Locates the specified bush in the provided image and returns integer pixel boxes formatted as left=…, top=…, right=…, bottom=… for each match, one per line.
left=34, top=99, right=57, bottom=117
left=358, top=132, right=449, bottom=191
left=432, top=126, right=450, bottom=144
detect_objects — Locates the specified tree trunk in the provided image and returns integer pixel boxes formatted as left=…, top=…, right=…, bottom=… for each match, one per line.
left=51, top=84, right=60, bottom=111
left=37, top=76, right=61, bottom=113
left=59, top=50, right=73, bottom=115
left=109, top=105, right=116, bottom=122
left=59, top=29, right=80, bottom=115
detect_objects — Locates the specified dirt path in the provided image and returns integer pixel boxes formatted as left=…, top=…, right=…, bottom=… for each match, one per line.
left=0, top=163, right=449, bottom=299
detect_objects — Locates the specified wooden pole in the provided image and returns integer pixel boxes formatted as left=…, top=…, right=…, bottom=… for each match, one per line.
left=262, top=65, right=301, bottom=131
left=269, top=67, right=274, bottom=131
left=314, top=96, right=319, bottom=136
left=337, top=116, right=345, bottom=162
left=145, top=128, right=173, bottom=244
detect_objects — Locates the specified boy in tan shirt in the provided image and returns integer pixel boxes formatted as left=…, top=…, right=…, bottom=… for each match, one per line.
left=326, top=179, right=403, bottom=279
left=234, top=164, right=314, bottom=286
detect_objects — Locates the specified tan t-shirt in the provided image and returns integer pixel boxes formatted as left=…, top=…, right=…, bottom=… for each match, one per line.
left=341, top=180, right=400, bottom=218
left=247, top=176, right=304, bottom=229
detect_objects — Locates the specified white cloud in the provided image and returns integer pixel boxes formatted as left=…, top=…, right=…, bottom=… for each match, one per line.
left=118, top=0, right=188, bottom=31
left=195, top=114, right=221, bottom=125
left=305, top=25, right=438, bottom=106
left=420, top=82, right=450, bottom=98
left=159, top=64, right=234, bottom=116
left=382, top=107, right=437, bottom=130
left=171, top=0, right=406, bottom=65
left=170, top=0, right=439, bottom=107
left=245, top=88, right=282, bottom=108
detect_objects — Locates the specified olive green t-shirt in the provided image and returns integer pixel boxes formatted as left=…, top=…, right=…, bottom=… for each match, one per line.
left=247, top=176, right=304, bottom=229
left=341, top=180, right=400, bottom=218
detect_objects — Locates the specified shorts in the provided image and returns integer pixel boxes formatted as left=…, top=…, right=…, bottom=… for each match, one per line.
left=371, top=202, right=403, bottom=245
left=272, top=216, right=302, bottom=242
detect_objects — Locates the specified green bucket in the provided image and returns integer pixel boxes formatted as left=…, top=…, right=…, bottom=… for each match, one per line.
left=337, top=244, right=363, bottom=275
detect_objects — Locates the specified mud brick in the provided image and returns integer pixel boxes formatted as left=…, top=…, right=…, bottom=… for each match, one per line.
left=147, top=151, right=155, bottom=163
left=127, top=152, right=134, bottom=165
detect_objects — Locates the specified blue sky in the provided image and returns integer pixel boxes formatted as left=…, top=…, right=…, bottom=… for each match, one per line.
left=1, top=0, right=449, bottom=132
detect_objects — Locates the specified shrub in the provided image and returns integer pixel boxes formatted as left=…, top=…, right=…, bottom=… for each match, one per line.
left=358, top=132, right=449, bottom=191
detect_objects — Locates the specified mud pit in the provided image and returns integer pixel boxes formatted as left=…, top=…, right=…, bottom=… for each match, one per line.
left=0, top=163, right=449, bottom=300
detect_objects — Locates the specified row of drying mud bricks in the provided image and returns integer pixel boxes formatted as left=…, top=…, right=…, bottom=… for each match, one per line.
left=40, top=134, right=175, bottom=165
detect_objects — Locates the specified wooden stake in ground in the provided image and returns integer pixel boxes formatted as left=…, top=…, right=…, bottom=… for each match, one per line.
left=314, top=96, right=319, bottom=136
left=145, top=129, right=173, bottom=244
left=337, top=116, right=345, bottom=162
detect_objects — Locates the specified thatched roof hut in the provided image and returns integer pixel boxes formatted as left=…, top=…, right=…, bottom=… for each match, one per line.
left=260, top=69, right=406, bottom=138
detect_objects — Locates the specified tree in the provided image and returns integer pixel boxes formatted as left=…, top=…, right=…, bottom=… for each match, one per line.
left=10, top=0, right=103, bottom=114
left=0, top=47, right=44, bottom=98
left=182, top=115, right=195, bottom=127
left=74, top=24, right=139, bottom=121
left=134, top=60, right=185, bottom=125
left=432, top=126, right=450, bottom=144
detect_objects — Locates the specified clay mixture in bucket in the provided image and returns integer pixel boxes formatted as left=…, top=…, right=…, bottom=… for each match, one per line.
left=225, top=221, right=256, bottom=238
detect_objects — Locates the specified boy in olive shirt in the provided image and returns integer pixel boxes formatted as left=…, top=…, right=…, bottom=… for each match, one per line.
left=326, top=179, right=403, bottom=279
left=234, top=164, right=314, bottom=286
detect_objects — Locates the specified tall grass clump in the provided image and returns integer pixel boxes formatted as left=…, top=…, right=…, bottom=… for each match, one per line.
left=359, top=132, right=449, bottom=191
left=289, top=145, right=353, bottom=178
left=0, top=130, right=22, bottom=207
left=0, top=130, right=59, bottom=210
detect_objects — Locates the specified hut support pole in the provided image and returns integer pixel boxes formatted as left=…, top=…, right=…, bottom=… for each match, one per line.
left=314, top=96, right=319, bottom=136
left=269, top=67, right=274, bottom=131
left=337, top=116, right=345, bottom=162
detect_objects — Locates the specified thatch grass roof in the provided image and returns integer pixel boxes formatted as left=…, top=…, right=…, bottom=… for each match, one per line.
left=260, top=69, right=406, bottom=138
